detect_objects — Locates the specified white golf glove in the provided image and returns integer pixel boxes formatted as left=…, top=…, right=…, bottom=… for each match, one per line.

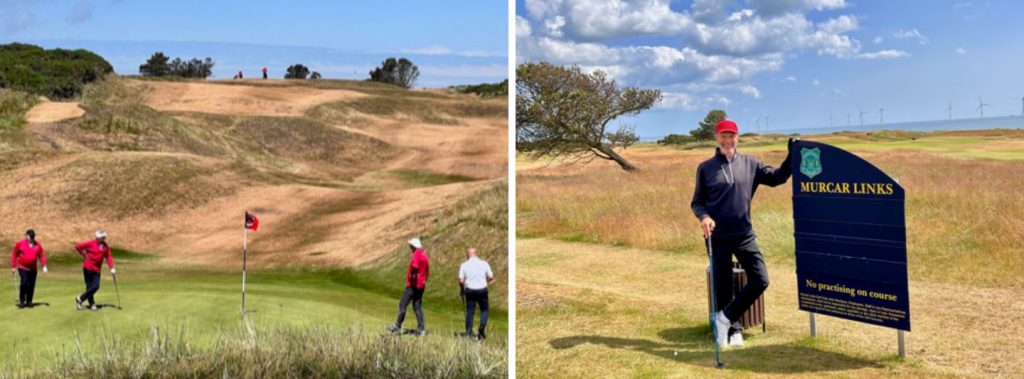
left=110, top=268, right=116, bottom=275
left=42, top=266, right=48, bottom=274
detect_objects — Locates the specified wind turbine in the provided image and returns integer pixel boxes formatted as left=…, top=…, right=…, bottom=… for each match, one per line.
left=828, top=113, right=834, bottom=127
left=945, top=100, right=952, bottom=121
left=976, top=95, right=991, bottom=118
left=847, top=113, right=851, bottom=126
left=857, top=106, right=871, bottom=126
left=879, top=106, right=884, bottom=126
left=1021, top=96, right=1024, bottom=118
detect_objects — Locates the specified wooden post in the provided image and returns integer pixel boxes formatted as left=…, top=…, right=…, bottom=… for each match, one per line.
left=241, top=227, right=247, bottom=318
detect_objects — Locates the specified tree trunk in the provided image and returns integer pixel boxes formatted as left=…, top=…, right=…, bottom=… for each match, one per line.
left=595, top=145, right=638, bottom=172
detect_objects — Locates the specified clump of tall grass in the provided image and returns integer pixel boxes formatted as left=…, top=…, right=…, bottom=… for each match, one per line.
left=33, top=321, right=505, bottom=378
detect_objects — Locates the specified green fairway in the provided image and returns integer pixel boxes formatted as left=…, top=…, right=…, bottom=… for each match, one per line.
left=0, top=249, right=507, bottom=372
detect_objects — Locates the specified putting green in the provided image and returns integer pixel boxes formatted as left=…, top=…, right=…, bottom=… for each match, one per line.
left=0, top=250, right=506, bottom=370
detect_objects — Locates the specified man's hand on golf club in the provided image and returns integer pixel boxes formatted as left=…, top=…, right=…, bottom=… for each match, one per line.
left=700, top=216, right=716, bottom=238
left=42, top=266, right=47, bottom=274
left=110, top=268, right=116, bottom=275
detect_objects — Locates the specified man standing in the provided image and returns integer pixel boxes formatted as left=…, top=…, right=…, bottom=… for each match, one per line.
left=458, top=247, right=494, bottom=340
left=691, top=119, right=795, bottom=347
left=74, top=230, right=115, bottom=311
left=388, top=237, right=429, bottom=336
left=262, top=67, right=268, bottom=79
left=11, top=229, right=47, bottom=309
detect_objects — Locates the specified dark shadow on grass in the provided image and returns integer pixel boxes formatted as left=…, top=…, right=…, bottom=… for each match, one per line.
left=549, top=325, right=883, bottom=373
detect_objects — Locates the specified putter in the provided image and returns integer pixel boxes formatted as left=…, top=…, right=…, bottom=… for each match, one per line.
left=706, top=235, right=725, bottom=369
left=111, top=273, right=122, bottom=310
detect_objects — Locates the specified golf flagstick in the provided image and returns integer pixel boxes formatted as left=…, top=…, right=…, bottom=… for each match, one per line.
left=706, top=235, right=725, bottom=369
left=242, top=225, right=247, bottom=318
left=112, top=272, right=122, bottom=310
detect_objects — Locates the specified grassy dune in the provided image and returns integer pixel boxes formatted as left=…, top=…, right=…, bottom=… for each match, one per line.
left=517, top=129, right=1024, bottom=377
left=0, top=76, right=508, bottom=377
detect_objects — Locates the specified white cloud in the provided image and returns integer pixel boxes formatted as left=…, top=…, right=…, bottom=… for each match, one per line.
left=517, top=0, right=871, bottom=105
left=953, top=2, right=972, bottom=8
left=893, top=28, right=928, bottom=44
left=739, top=85, right=761, bottom=99
left=657, top=92, right=696, bottom=110
left=955, top=47, right=967, bottom=55
left=857, top=49, right=911, bottom=59
left=811, top=79, right=820, bottom=86
left=785, top=76, right=797, bottom=82
left=873, top=36, right=883, bottom=44
left=516, top=15, right=532, bottom=39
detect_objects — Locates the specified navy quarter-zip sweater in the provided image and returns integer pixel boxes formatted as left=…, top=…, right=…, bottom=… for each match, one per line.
left=691, top=148, right=792, bottom=238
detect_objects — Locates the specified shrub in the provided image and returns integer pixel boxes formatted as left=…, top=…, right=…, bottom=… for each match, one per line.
left=0, top=43, right=113, bottom=99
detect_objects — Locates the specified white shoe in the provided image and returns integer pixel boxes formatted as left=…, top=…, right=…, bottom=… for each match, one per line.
left=728, top=331, right=744, bottom=347
left=714, top=311, right=729, bottom=347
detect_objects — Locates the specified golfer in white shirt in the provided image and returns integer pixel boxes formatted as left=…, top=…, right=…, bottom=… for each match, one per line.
left=458, top=247, right=494, bottom=340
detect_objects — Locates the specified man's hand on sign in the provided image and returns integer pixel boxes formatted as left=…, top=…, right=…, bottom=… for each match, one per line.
left=788, top=137, right=800, bottom=152
left=700, top=216, right=716, bottom=238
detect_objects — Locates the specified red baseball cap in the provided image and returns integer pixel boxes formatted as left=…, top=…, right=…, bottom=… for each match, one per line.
left=715, top=120, right=739, bottom=134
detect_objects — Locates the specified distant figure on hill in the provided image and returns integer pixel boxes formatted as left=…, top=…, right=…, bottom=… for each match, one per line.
left=262, top=67, right=268, bottom=79
left=236, top=70, right=244, bottom=79
left=387, top=237, right=430, bottom=336
left=11, top=229, right=47, bottom=309
left=74, top=230, right=115, bottom=311
left=458, top=247, right=494, bottom=340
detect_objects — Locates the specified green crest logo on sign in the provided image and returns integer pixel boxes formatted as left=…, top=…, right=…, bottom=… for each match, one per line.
left=800, top=147, right=822, bottom=179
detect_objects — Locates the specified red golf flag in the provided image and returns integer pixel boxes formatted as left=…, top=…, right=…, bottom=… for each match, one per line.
left=245, top=211, right=259, bottom=231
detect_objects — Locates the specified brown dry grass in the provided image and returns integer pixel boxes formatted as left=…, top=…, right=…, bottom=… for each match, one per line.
left=0, top=77, right=507, bottom=271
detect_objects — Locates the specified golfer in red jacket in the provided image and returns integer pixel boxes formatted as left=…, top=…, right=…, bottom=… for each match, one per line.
left=387, top=237, right=430, bottom=336
left=11, top=229, right=47, bottom=309
left=74, top=230, right=115, bottom=310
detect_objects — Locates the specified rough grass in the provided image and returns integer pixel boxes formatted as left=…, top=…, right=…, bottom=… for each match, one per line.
left=519, top=130, right=1024, bottom=288
left=54, top=154, right=235, bottom=218
left=388, top=169, right=479, bottom=186
left=33, top=323, right=505, bottom=378
left=349, top=182, right=509, bottom=309
left=0, top=89, right=39, bottom=150
left=309, top=95, right=506, bottom=126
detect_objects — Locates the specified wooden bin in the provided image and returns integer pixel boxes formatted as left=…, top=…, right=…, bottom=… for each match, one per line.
left=706, top=261, right=766, bottom=333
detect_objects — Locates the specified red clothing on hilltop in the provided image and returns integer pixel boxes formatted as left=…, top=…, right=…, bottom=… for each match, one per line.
left=11, top=240, right=46, bottom=271
left=75, top=240, right=115, bottom=273
left=405, top=248, right=429, bottom=289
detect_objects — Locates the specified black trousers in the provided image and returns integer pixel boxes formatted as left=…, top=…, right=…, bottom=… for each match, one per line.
left=396, top=286, right=425, bottom=330
left=80, top=269, right=101, bottom=306
left=18, top=268, right=37, bottom=306
left=464, top=288, right=489, bottom=333
left=710, top=234, right=770, bottom=324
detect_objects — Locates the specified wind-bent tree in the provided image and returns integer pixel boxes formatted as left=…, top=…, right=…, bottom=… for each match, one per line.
left=368, top=57, right=419, bottom=89
left=691, top=109, right=726, bottom=141
left=516, top=62, right=662, bottom=171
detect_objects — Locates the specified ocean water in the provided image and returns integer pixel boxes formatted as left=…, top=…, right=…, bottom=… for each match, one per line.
left=772, top=116, right=1024, bottom=136
left=641, top=116, right=1024, bottom=141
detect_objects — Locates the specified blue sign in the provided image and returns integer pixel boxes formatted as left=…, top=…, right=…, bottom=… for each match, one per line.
left=791, top=141, right=911, bottom=331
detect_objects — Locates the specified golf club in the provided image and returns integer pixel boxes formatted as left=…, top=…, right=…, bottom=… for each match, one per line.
left=11, top=270, right=19, bottom=306
left=111, top=272, right=122, bottom=310
left=706, top=235, right=725, bottom=369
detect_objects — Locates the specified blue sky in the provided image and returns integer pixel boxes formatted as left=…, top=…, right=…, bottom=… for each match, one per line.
left=516, top=0, right=1024, bottom=139
left=1, top=0, right=508, bottom=87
